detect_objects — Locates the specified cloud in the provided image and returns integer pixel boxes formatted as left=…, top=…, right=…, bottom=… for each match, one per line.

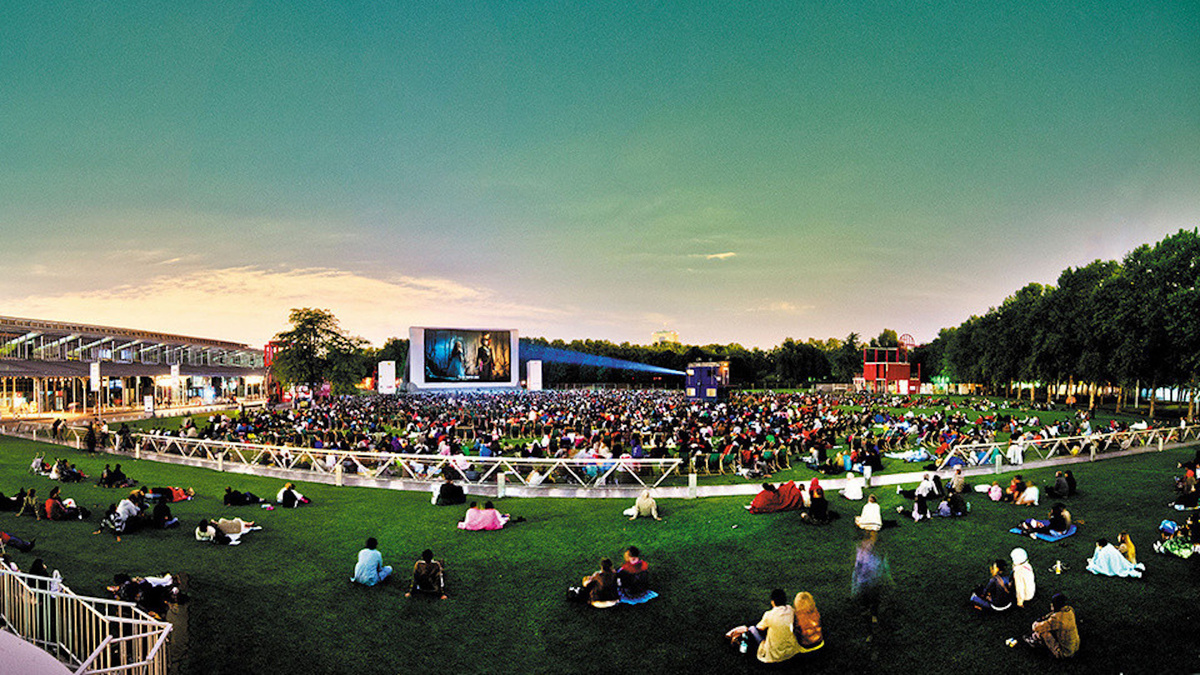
left=5, top=266, right=570, bottom=347
left=688, top=252, right=737, bottom=260
left=744, top=301, right=814, bottom=315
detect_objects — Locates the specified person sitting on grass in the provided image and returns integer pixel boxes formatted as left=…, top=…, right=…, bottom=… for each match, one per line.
left=1014, top=481, right=1040, bottom=506
left=839, top=472, right=865, bottom=500
left=16, top=488, right=40, bottom=519
left=93, top=504, right=126, bottom=541
left=1117, top=531, right=1137, bottom=565
left=117, top=491, right=148, bottom=531
left=0, top=530, right=35, bottom=553
left=1019, top=592, right=1079, bottom=658
left=616, top=546, right=657, bottom=604
left=791, top=591, right=824, bottom=655
left=351, top=537, right=392, bottom=587
left=276, top=482, right=310, bottom=508
left=579, top=557, right=619, bottom=607
left=1011, top=548, right=1036, bottom=608
left=405, top=549, right=447, bottom=599
left=44, top=486, right=88, bottom=521
left=724, top=589, right=802, bottom=665
left=152, top=499, right=180, bottom=529
left=1086, top=538, right=1145, bottom=578
left=432, top=477, right=465, bottom=506
left=224, top=487, right=267, bottom=506
left=801, top=483, right=835, bottom=524
left=970, top=559, right=1014, bottom=611
left=457, top=501, right=514, bottom=531
left=625, top=489, right=661, bottom=521
left=855, top=494, right=883, bottom=531
left=1045, top=471, right=1071, bottom=499
left=99, top=464, right=135, bottom=489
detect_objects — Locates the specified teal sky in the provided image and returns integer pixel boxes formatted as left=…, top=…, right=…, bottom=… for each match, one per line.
left=2, top=1, right=1197, bottom=348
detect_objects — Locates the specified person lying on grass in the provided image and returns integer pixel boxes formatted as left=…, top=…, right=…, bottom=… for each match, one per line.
left=139, top=486, right=194, bottom=503
left=0, top=488, right=28, bottom=512
left=224, top=486, right=267, bottom=506
left=108, top=573, right=186, bottom=618
left=195, top=518, right=258, bottom=545
left=0, top=530, right=35, bottom=553
left=1017, top=503, right=1072, bottom=537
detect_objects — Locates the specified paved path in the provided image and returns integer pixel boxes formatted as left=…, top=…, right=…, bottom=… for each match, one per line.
left=0, top=630, right=71, bottom=675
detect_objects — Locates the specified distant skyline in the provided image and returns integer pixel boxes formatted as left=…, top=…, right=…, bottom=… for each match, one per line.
left=2, top=2, right=1197, bottom=349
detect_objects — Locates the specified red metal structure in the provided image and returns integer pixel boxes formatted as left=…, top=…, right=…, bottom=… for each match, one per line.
left=862, top=346, right=920, bottom=394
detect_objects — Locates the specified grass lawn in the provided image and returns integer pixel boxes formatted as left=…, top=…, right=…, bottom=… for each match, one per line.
left=1, top=434, right=1197, bottom=675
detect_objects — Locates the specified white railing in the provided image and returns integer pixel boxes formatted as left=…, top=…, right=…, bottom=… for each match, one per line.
left=0, top=569, right=171, bottom=675
left=122, top=434, right=684, bottom=491
left=935, top=424, right=1200, bottom=470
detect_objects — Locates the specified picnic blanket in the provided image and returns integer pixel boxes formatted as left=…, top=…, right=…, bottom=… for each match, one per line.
left=1009, top=523, right=1078, bottom=542
left=619, top=589, right=659, bottom=605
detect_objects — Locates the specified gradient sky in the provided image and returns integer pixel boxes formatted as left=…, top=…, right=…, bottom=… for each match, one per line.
left=2, top=1, right=1197, bottom=349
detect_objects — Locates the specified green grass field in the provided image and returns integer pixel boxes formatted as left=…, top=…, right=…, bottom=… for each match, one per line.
left=1, top=434, right=1196, bottom=675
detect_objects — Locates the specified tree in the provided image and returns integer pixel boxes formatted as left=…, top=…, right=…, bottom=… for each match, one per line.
left=270, top=308, right=368, bottom=397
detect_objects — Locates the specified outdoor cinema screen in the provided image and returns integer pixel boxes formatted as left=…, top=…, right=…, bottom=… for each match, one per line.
left=409, top=327, right=519, bottom=389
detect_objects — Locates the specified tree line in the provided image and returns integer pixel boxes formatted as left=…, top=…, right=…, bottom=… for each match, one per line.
left=912, top=229, right=1200, bottom=418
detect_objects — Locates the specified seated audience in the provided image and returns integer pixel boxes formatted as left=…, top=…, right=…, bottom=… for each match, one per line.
left=724, top=588, right=803, bottom=665
left=276, top=483, right=310, bottom=508
left=1020, top=593, right=1079, bottom=658
left=93, top=504, right=126, bottom=541
left=16, top=488, right=40, bottom=519
left=1014, top=482, right=1040, bottom=506
left=840, top=472, right=865, bottom=500
left=458, top=501, right=510, bottom=531
left=1086, top=538, right=1145, bottom=578
left=1011, top=547, right=1035, bottom=608
left=405, top=549, right=448, bottom=599
left=792, top=591, right=824, bottom=655
left=152, top=500, right=179, bottom=529
left=578, top=557, right=619, bottom=607
left=615, top=546, right=657, bottom=603
left=352, top=537, right=392, bottom=586
left=1117, top=531, right=1137, bottom=565
left=748, top=481, right=805, bottom=514
left=625, top=489, right=661, bottom=521
left=44, top=487, right=88, bottom=521
left=970, top=559, right=1014, bottom=611
left=855, top=494, right=883, bottom=531
left=433, top=477, right=466, bottom=506
left=1045, top=471, right=1071, bottom=499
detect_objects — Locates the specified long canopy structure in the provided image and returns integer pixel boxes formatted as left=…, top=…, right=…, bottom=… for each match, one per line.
left=0, top=315, right=265, bottom=416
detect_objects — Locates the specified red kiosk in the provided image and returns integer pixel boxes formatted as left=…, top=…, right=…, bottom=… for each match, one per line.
left=860, top=334, right=920, bottom=394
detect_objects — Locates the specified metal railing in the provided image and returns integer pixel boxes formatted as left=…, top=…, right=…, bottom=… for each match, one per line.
left=936, top=423, right=1200, bottom=470
left=122, top=435, right=684, bottom=491
left=0, top=569, right=171, bottom=675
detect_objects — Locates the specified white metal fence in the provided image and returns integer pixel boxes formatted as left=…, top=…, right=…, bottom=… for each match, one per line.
left=936, top=423, right=1200, bottom=470
left=0, top=568, right=171, bottom=675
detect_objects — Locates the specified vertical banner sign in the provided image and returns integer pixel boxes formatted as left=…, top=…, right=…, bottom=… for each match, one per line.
left=144, top=395, right=155, bottom=415
left=527, top=360, right=543, bottom=391
left=378, top=361, right=397, bottom=394
left=90, top=362, right=101, bottom=392
left=171, top=364, right=180, bottom=387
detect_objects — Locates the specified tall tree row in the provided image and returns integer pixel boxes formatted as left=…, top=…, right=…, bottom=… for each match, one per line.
left=917, top=229, right=1200, bottom=418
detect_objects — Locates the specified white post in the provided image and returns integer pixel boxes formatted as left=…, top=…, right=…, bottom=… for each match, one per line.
left=687, top=472, right=698, bottom=499
left=217, top=451, right=223, bottom=472
left=335, top=463, right=343, bottom=487
left=994, top=451, right=1002, bottom=474
left=497, top=472, right=506, bottom=499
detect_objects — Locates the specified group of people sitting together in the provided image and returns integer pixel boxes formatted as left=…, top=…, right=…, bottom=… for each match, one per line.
left=348, top=539, right=449, bottom=599
left=568, top=546, right=658, bottom=607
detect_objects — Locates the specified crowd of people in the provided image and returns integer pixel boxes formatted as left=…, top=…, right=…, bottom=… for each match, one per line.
left=2, top=389, right=1196, bottom=671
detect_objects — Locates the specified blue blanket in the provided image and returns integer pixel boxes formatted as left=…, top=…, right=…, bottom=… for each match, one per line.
left=619, top=589, right=659, bottom=605
left=1009, top=523, right=1077, bottom=542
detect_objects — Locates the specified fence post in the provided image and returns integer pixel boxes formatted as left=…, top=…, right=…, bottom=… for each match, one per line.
left=497, top=472, right=506, bottom=499
left=687, top=472, right=698, bottom=499
left=1159, top=436, right=1164, bottom=452
left=217, top=451, right=223, bottom=472
left=994, top=451, right=1002, bottom=474
left=335, top=464, right=343, bottom=487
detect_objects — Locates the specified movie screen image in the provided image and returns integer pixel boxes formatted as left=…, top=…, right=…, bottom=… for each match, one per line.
left=422, top=329, right=513, bottom=383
